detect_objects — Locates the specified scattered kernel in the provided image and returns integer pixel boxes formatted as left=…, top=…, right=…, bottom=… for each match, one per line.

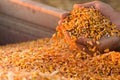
left=104, top=48, right=110, bottom=53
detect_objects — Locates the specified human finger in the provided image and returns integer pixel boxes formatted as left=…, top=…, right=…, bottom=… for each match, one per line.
left=58, top=20, right=64, bottom=25
left=60, top=12, right=70, bottom=19
left=58, top=13, right=70, bottom=25
left=76, top=37, right=94, bottom=47
left=98, top=35, right=120, bottom=52
left=73, top=1, right=96, bottom=9
left=76, top=42, right=92, bottom=54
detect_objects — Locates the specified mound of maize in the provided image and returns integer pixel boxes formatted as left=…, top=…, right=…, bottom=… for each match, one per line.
left=0, top=7, right=120, bottom=80
left=57, top=6, right=120, bottom=53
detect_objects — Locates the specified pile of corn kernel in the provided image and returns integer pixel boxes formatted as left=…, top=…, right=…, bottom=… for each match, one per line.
left=57, top=7, right=120, bottom=52
left=0, top=7, right=120, bottom=80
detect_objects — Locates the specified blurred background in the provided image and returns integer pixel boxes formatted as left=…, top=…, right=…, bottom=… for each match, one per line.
left=33, top=0, right=120, bottom=11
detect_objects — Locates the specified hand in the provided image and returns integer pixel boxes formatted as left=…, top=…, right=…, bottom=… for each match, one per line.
left=58, top=1, right=120, bottom=53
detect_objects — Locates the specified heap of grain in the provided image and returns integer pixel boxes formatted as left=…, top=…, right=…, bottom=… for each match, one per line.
left=0, top=7, right=120, bottom=80
left=57, top=6, right=120, bottom=53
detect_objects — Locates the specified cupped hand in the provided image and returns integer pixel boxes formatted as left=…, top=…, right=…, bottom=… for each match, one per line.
left=58, top=1, right=120, bottom=54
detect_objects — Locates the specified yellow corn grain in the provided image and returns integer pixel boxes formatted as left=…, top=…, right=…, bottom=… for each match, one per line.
left=104, top=48, right=110, bottom=53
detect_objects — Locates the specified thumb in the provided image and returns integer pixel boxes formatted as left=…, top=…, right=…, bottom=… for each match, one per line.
left=98, top=35, right=120, bottom=52
left=76, top=37, right=94, bottom=47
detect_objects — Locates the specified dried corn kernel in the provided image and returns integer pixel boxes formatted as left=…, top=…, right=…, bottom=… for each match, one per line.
left=104, top=48, right=110, bottom=53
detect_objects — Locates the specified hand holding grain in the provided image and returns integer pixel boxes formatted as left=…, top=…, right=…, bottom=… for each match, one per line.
left=58, top=1, right=120, bottom=54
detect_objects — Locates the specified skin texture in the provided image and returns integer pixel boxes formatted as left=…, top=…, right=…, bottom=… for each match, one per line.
left=58, top=1, right=120, bottom=53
